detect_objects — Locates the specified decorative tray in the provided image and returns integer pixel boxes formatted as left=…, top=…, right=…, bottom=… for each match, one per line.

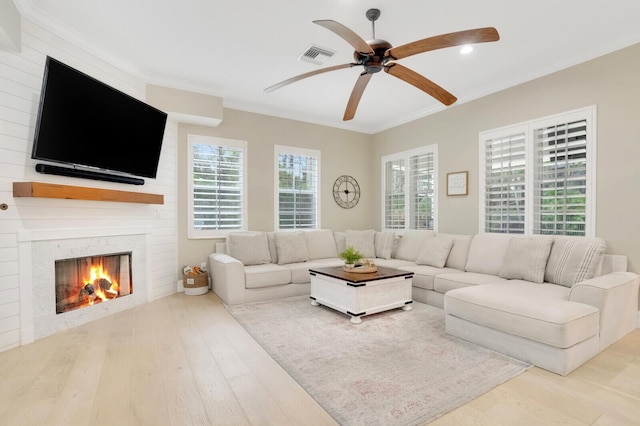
left=343, top=265, right=378, bottom=274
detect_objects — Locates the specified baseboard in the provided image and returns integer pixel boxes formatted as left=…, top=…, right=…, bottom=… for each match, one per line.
left=151, top=283, right=177, bottom=300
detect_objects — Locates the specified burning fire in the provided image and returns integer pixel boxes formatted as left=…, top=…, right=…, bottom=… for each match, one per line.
left=83, top=261, right=119, bottom=305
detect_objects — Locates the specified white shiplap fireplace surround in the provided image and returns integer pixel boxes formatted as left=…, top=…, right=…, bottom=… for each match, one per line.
left=18, top=227, right=151, bottom=344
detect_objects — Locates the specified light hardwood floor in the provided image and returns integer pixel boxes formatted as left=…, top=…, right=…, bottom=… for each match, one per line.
left=1, top=291, right=639, bottom=425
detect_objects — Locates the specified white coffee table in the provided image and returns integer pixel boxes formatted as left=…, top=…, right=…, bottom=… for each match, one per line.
left=309, top=266, right=413, bottom=324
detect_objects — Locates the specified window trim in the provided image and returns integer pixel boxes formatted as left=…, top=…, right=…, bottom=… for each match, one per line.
left=479, top=105, right=596, bottom=237
left=187, top=134, right=248, bottom=239
left=381, top=144, right=439, bottom=232
left=274, top=145, right=321, bottom=230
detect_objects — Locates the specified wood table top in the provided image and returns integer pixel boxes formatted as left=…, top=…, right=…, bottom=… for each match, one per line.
left=309, top=265, right=413, bottom=284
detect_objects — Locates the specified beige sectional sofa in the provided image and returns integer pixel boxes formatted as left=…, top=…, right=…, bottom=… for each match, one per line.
left=208, top=229, right=639, bottom=375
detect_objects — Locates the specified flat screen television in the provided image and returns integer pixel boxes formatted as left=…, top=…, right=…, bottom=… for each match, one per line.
left=31, top=56, right=168, bottom=184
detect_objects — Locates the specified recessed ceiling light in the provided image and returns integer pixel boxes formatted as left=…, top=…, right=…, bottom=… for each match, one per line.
left=460, top=45, right=473, bottom=55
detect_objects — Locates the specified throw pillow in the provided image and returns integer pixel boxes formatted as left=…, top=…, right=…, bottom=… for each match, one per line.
left=227, top=232, right=272, bottom=266
left=345, top=229, right=376, bottom=259
left=333, top=231, right=346, bottom=255
left=415, top=234, right=455, bottom=268
left=499, top=236, right=553, bottom=283
left=305, top=229, right=338, bottom=260
left=544, top=237, right=606, bottom=287
left=274, top=231, right=310, bottom=265
left=394, top=230, right=435, bottom=261
left=266, top=232, right=278, bottom=264
left=439, top=233, right=473, bottom=270
left=464, top=233, right=512, bottom=275
left=374, top=231, right=396, bottom=259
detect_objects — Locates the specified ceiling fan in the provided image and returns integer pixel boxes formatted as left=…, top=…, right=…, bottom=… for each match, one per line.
left=265, top=9, right=499, bottom=121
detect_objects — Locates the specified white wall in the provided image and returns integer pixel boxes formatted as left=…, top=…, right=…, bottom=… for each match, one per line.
left=0, top=19, right=178, bottom=352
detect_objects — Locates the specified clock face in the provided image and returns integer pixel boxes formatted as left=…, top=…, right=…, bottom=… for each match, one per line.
left=333, top=175, right=360, bottom=209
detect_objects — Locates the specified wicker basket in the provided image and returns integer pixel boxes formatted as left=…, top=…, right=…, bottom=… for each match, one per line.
left=183, top=271, right=209, bottom=295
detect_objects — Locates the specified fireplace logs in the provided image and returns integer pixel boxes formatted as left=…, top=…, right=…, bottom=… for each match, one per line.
left=77, top=278, right=118, bottom=306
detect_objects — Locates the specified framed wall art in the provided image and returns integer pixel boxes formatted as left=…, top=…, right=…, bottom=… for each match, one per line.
left=447, top=171, right=468, bottom=196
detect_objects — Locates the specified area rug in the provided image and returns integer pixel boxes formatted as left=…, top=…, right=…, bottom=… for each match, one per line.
left=227, top=297, right=530, bottom=425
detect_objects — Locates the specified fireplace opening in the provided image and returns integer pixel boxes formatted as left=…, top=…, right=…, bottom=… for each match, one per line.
left=55, top=252, right=132, bottom=314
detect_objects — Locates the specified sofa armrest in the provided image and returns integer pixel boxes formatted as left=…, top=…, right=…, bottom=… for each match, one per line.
left=209, top=253, right=247, bottom=305
left=569, top=272, right=639, bottom=349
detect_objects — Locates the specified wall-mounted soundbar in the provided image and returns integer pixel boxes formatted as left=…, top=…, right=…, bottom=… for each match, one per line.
left=35, top=163, right=145, bottom=185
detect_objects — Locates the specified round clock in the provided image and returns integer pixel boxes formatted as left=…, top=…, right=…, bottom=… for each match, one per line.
left=333, top=175, right=360, bottom=209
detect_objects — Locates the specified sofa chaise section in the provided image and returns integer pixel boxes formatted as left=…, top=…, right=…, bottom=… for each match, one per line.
left=443, top=235, right=639, bottom=375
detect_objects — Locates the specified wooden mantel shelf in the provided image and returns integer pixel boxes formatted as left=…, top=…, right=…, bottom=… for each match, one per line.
left=13, top=182, right=164, bottom=205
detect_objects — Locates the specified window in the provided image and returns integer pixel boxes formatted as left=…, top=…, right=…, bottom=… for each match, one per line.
left=382, top=145, right=438, bottom=231
left=187, top=135, right=247, bottom=238
left=482, top=127, right=527, bottom=234
left=275, top=145, right=320, bottom=229
left=479, top=106, right=596, bottom=236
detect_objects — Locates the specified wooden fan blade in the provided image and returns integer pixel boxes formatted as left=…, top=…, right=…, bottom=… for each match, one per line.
left=384, top=63, right=457, bottom=106
left=385, top=27, right=499, bottom=60
left=264, top=63, right=357, bottom=93
left=343, top=72, right=372, bottom=121
left=313, top=20, right=374, bottom=55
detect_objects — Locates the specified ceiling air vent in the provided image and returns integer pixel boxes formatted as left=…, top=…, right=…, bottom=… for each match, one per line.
left=298, top=45, right=335, bottom=66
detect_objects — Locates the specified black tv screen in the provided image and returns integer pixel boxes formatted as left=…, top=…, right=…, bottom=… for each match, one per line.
left=32, top=56, right=167, bottom=180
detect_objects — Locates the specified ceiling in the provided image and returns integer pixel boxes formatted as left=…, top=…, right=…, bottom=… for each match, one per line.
left=13, top=0, right=640, bottom=134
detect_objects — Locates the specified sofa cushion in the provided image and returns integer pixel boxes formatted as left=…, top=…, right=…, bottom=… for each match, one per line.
left=373, top=258, right=418, bottom=269
left=465, top=233, right=512, bottom=275
left=374, top=231, right=396, bottom=259
left=346, top=229, right=376, bottom=258
left=275, top=231, right=309, bottom=265
left=334, top=231, right=346, bottom=255
left=415, top=234, right=455, bottom=268
left=399, top=265, right=462, bottom=290
left=227, top=232, right=271, bottom=266
left=244, top=264, right=291, bottom=289
left=305, top=229, right=338, bottom=260
left=286, top=262, right=316, bottom=283
left=434, top=272, right=505, bottom=293
left=308, top=258, right=344, bottom=269
left=544, top=237, right=606, bottom=287
left=394, top=230, right=435, bottom=261
left=439, top=233, right=473, bottom=271
left=266, top=232, right=278, bottom=264
left=499, top=236, right=553, bottom=283
left=445, top=281, right=599, bottom=348
left=291, top=259, right=345, bottom=283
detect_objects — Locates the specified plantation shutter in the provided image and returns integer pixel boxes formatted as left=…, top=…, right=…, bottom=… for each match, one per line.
left=483, top=132, right=526, bottom=234
left=384, top=158, right=405, bottom=229
left=409, top=152, right=435, bottom=230
left=278, top=151, right=318, bottom=229
left=192, top=142, right=244, bottom=231
left=533, top=119, right=588, bottom=236
left=383, top=144, right=438, bottom=231
left=480, top=106, right=594, bottom=237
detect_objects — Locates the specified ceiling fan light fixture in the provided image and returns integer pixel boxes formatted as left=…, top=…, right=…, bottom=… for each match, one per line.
left=460, top=45, right=473, bottom=54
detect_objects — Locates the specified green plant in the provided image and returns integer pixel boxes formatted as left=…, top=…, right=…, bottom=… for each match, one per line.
left=339, top=246, right=362, bottom=265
